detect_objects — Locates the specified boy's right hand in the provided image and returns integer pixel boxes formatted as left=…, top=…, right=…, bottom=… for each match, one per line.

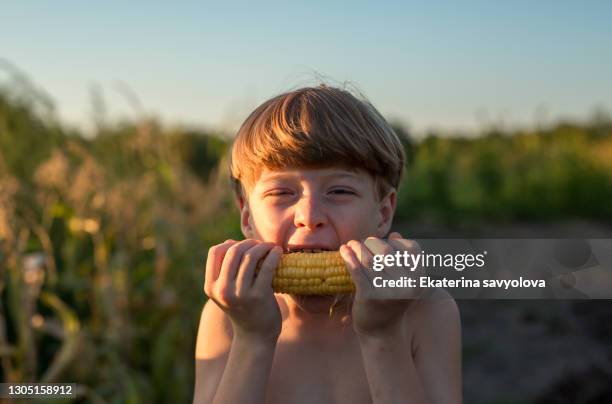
left=204, top=239, right=283, bottom=342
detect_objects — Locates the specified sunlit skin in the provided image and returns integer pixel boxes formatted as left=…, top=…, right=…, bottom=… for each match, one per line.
left=244, top=168, right=390, bottom=248
left=194, top=167, right=462, bottom=404
left=241, top=167, right=395, bottom=314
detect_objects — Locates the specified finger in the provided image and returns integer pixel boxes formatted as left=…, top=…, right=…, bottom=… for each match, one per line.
left=204, top=239, right=237, bottom=296
left=253, top=246, right=282, bottom=292
left=235, top=242, right=276, bottom=295
left=364, top=236, right=395, bottom=256
left=359, top=239, right=406, bottom=282
left=347, top=240, right=376, bottom=274
left=389, top=231, right=403, bottom=239
left=217, top=239, right=259, bottom=286
left=339, top=243, right=370, bottom=291
left=388, top=239, right=424, bottom=276
left=387, top=238, right=420, bottom=253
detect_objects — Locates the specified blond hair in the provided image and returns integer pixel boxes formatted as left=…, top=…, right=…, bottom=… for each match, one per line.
left=230, top=85, right=406, bottom=199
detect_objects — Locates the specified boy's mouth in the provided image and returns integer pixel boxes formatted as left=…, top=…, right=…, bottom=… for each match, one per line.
left=284, top=245, right=336, bottom=253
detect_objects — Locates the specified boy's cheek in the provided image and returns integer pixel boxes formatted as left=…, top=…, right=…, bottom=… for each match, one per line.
left=245, top=208, right=287, bottom=241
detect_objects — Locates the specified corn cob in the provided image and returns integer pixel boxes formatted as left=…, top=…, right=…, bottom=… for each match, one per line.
left=272, top=251, right=354, bottom=295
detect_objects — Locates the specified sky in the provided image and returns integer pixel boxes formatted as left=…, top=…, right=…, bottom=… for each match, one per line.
left=1, top=1, right=611, bottom=136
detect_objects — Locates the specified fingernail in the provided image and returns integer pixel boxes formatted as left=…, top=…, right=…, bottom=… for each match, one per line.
left=395, top=239, right=418, bottom=250
left=364, top=237, right=388, bottom=255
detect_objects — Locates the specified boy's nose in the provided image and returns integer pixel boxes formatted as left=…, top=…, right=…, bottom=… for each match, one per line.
left=293, top=197, right=327, bottom=229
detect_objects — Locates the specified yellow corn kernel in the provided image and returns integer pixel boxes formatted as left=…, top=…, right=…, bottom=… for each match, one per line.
left=273, top=251, right=354, bottom=295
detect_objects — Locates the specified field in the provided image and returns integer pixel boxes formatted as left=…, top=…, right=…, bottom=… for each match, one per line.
left=1, top=76, right=612, bottom=403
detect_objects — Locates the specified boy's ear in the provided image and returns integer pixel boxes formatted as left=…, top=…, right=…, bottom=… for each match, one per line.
left=376, top=189, right=397, bottom=237
left=238, top=195, right=254, bottom=238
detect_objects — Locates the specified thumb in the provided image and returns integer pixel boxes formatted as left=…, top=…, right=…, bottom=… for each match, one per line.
left=339, top=244, right=371, bottom=293
left=254, top=246, right=282, bottom=291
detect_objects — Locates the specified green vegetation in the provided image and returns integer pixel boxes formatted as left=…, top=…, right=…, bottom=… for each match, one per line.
left=0, top=79, right=240, bottom=403
left=1, top=76, right=611, bottom=402
left=396, top=122, right=612, bottom=222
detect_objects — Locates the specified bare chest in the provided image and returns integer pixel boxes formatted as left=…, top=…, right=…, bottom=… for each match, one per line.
left=266, top=328, right=372, bottom=404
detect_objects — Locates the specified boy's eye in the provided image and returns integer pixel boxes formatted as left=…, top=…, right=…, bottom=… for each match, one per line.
left=265, top=189, right=293, bottom=197
left=328, top=188, right=356, bottom=195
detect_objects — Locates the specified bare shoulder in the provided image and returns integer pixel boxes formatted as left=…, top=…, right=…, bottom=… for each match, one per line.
left=405, top=288, right=461, bottom=350
left=405, top=288, right=463, bottom=403
left=408, top=288, right=460, bottom=319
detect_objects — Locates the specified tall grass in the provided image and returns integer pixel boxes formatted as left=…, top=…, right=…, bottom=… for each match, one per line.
left=0, top=75, right=611, bottom=402
left=1, top=78, right=240, bottom=402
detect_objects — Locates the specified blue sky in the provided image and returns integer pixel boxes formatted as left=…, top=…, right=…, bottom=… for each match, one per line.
left=1, top=1, right=611, bottom=135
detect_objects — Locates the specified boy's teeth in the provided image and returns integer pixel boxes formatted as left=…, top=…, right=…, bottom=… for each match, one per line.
left=288, top=248, right=329, bottom=253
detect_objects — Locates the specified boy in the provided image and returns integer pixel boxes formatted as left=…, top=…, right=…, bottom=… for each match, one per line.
left=193, top=85, right=462, bottom=404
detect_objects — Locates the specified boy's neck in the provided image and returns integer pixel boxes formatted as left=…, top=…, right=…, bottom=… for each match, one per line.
left=281, top=294, right=353, bottom=325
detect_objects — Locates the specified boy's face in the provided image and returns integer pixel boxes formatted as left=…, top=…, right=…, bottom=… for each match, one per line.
left=239, top=167, right=396, bottom=250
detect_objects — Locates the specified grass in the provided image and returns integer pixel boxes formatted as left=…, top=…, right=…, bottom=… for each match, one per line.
left=0, top=75, right=611, bottom=402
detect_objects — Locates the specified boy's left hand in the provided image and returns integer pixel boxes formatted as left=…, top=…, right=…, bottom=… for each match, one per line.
left=340, top=232, right=425, bottom=339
